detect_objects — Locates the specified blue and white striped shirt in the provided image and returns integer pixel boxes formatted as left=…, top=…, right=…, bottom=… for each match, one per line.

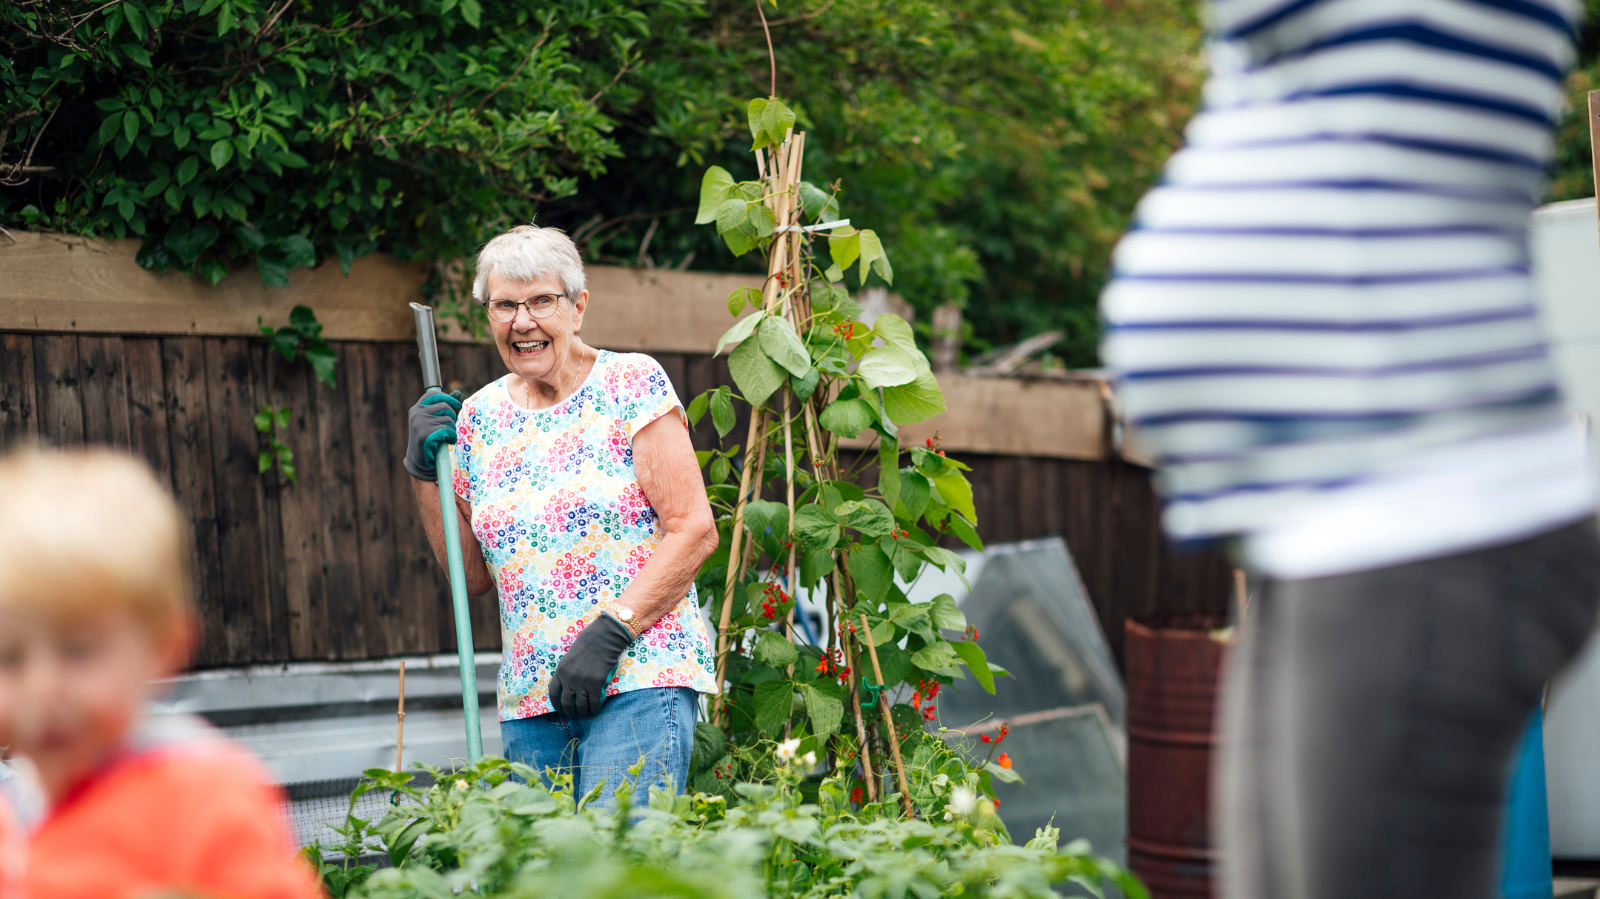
left=1103, top=0, right=1596, bottom=562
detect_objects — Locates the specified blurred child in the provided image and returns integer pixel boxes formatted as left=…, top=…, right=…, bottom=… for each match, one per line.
left=0, top=448, right=321, bottom=899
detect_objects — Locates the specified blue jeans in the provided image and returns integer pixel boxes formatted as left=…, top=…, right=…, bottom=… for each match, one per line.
left=500, top=687, right=697, bottom=809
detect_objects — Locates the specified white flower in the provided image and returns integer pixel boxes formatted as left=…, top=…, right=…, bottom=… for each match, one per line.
left=931, top=774, right=949, bottom=790
left=948, top=786, right=977, bottom=816
left=776, top=738, right=801, bottom=763
left=454, top=779, right=469, bottom=791
left=800, top=751, right=818, bottom=768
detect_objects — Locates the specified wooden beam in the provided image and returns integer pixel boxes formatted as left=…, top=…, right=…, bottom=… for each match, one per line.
left=0, top=232, right=764, bottom=352
left=840, top=374, right=1105, bottom=461
left=0, top=232, right=428, bottom=341
left=0, top=231, right=1108, bottom=460
left=1588, top=89, right=1600, bottom=249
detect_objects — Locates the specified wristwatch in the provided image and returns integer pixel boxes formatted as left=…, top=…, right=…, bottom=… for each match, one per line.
left=606, top=605, right=642, bottom=639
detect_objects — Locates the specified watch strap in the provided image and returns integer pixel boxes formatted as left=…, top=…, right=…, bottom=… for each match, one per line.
left=602, top=609, right=642, bottom=640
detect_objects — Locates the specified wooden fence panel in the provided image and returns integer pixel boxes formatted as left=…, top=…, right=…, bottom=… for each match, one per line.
left=0, top=330, right=1229, bottom=669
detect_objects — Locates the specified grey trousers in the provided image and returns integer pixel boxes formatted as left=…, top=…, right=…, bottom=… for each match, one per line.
left=1217, top=519, right=1600, bottom=899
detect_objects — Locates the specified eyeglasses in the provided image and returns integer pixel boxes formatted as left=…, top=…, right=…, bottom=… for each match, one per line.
left=483, top=293, right=567, bottom=323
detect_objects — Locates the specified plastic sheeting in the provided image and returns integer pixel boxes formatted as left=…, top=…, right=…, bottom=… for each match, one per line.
left=938, top=538, right=1124, bottom=731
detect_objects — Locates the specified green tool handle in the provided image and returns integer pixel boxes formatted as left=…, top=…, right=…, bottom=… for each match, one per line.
left=434, top=442, right=482, bottom=762
left=411, top=301, right=483, bottom=762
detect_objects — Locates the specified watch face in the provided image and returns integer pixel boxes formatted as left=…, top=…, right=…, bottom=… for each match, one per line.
left=616, top=607, right=635, bottom=622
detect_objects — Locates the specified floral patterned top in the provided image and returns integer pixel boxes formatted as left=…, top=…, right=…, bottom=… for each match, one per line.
left=452, top=351, right=718, bottom=721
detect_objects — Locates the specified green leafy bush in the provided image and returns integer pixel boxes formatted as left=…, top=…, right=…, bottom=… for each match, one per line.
left=311, top=733, right=1143, bottom=899
left=3, top=0, right=1200, bottom=360
left=0, top=0, right=651, bottom=289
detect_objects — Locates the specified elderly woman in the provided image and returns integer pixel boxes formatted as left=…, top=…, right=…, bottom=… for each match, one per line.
left=403, top=225, right=719, bottom=804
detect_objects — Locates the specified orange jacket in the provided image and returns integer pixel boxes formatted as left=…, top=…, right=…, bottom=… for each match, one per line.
left=26, top=728, right=321, bottom=899
left=0, top=793, right=22, bottom=899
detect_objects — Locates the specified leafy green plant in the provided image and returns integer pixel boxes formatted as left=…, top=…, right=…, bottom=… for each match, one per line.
left=0, top=0, right=649, bottom=288
left=254, top=403, right=294, bottom=482
left=259, top=304, right=337, bottom=388
left=3, top=0, right=1203, bottom=360
left=316, top=735, right=1143, bottom=899
left=685, top=95, right=1004, bottom=816
left=251, top=304, right=333, bottom=483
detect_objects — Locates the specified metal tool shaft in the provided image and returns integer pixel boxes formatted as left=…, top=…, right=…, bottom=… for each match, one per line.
left=409, top=302, right=483, bottom=762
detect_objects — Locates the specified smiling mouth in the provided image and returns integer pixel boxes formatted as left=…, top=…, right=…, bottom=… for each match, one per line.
left=512, top=340, right=550, bottom=356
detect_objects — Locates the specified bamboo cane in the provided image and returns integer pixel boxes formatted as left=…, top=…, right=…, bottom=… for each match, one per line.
left=783, top=392, right=798, bottom=681
left=860, top=613, right=915, bottom=817
left=847, top=627, right=879, bottom=803
left=713, top=411, right=769, bottom=725
left=395, top=661, right=407, bottom=773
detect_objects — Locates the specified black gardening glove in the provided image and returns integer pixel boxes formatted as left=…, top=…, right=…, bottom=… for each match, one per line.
left=549, top=614, right=634, bottom=718
left=403, top=390, right=462, bottom=481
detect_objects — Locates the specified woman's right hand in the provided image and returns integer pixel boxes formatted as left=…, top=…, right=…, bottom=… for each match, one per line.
left=403, top=390, right=462, bottom=481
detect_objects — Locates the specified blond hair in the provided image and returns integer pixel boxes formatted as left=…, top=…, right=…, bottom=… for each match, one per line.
left=0, top=448, right=193, bottom=635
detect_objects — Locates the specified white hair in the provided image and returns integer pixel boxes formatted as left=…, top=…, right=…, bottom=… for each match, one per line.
left=471, top=224, right=586, bottom=301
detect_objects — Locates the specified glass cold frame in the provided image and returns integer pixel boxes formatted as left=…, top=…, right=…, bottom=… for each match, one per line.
left=485, top=293, right=566, bottom=322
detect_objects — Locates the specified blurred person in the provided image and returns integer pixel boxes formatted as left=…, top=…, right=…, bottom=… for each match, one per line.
left=0, top=448, right=321, bottom=899
left=406, top=224, right=717, bottom=807
left=1101, top=0, right=1599, bottom=897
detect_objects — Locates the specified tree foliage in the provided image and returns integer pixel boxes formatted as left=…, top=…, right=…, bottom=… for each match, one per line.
left=3, top=0, right=1199, bottom=361
left=1, top=0, right=654, bottom=287
left=1549, top=1, right=1600, bottom=203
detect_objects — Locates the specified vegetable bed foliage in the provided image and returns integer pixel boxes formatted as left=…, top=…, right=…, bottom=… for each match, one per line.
left=312, top=734, right=1143, bottom=899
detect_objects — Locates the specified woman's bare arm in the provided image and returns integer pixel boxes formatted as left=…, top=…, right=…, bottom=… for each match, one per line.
left=618, top=413, right=719, bottom=629
left=412, top=478, right=496, bottom=597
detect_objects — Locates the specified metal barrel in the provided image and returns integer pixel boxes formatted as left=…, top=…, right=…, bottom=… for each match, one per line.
left=410, top=302, right=443, bottom=392
left=1125, top=616, right=1228, bottom=899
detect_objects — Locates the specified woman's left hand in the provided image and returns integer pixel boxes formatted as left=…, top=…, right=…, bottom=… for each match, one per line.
left=548, top=613, right=635, bottom=717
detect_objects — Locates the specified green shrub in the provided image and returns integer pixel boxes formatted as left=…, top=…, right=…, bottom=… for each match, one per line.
left=309, top=732, right=1143, bottom=899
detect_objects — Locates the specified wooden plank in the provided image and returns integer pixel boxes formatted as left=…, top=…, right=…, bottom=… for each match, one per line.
left=840, top=374, right=1104, bottom=461
left=162, top=337, right=227, bottom=666
left=0, top=332, right=38, bottom=447
left=204, top=338, right=275, bottom=663
left=249, top=345, right=290, bottom=668
left=123, top=338, right=173, bottom=488
left=347, top=342, right=405, bottom=657
left=32, top=334, right=84, bottom=446
left=270, top=356, right=330, bottom=660
left=0, top=233, right=427, bottom=341
left=1589, top=89, right=1600, bottom=248
left=313, top=345, right=369, bottom=659
left=560, top=265, right=764, bottom=355
left=77, top=335, right=131, bottom=450
left=654, top=352, right=689, bottom=406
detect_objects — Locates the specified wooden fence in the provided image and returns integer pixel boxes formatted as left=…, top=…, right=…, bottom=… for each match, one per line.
left=0, top=329, right=1230, bottom=669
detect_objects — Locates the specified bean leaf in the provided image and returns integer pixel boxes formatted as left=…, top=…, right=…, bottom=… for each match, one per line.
left=856, top=346, right=919, bottom=390
left=754, top=630, right=799, bottom=667
left=818, top=397, right=874, bottom=438
left=802, top=680, right=845, bottom=741
left=949, top=640, right=996, bottom=694
left=729, top=338, right=786, bottom=407
left=715, top=311, right=764, bottom=356
left=709, top=387, right=736, bottom=439
left=758, top=315, right=811, bottom=378
left=697, top=167, right=736, bottom=224
left=754, top=681, right=793, bottom=731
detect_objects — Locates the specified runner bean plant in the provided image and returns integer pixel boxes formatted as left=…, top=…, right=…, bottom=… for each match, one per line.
left=683, top=96, right=1003, bottom=813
